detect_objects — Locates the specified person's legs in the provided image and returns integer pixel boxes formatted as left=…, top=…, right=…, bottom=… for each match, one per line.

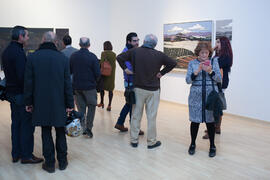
left=188, top=122, right=200, bottom=155
left=10, top=102, right=21, bottom=160
left=190, top=122, right=200, bottom=145
left=108, top=91, right=113, bottom=107
left=116, top=103, right=131, bottom=125
left=75, top=90, right=87, bottom=132
left=86, top=104, right=96, bottom=135
left=206, top=122, right=216, bottom=148
left=55, top=127, right=68, bottom=169
left=145, top=89, right=160, bottom=146
left=41, top=126, right=55, bottom=167
left=206, top=122, right=216, bottom=157
left=99, top=90, right=104, bottom=105
left=215, top=116, right=222, bottom=134
left=20, top=107, right=35, bottom=160
left=130, top=88, right=145, bottom=145
left=84, top=89, right=97, bottom=137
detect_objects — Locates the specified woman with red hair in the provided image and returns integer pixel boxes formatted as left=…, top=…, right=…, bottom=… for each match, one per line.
left=203, top=36, right=233, bottom=139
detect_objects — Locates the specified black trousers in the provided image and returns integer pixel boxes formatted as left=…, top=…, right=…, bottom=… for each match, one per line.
left=7, top=93, right=34, bottom=160
left=41, top=126, right=67, bottom=167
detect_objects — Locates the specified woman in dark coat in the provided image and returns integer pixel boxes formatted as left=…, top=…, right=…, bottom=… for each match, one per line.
left=186, top=41, right=222, bottom=157
left=203, top=36, right=233, bottom=139
left=97, top=41, right=116, bottom=111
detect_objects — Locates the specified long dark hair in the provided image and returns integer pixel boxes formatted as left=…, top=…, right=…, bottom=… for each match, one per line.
left=216, top=36, right=233, bottom=67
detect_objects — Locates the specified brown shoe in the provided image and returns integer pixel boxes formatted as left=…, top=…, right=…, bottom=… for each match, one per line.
left=97, top=103, right=104, bottom=108
left=21, top=155, right=44, bottom=164
left=107, top=106, right=111, bottom=111
left=114, top=124, right=128, bottom=132
left=139, top=130, right=144, bottom=135
left=202, top=133, right=209, bottom=139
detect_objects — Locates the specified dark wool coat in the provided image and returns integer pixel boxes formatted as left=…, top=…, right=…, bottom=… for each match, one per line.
left=24, top=42, right=74, bottom=127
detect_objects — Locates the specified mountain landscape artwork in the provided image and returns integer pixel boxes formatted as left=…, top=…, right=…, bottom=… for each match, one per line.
left=164, top=21, right=213, bottom=70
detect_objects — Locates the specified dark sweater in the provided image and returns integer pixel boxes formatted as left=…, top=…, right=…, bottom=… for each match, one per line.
left=218, top=55, right=232, bottom=89
left=70, top=48, right=101, bottom=90
left=117, top=46, right=177, bottom=91
left=2, top=41, right=27, bottom=94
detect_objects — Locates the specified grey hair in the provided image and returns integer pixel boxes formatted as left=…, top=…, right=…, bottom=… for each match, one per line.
left=79, top=37, right=90, bottom=48
left=143, top=34, right=158, bottom=49
left=42, top=31, right=56, bottom=42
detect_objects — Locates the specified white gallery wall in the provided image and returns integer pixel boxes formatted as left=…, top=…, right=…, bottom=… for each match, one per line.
left=0, top=0, right=110, bottom=57
left=0, top=0, right=270, bottom=122
left=109, top=0, right=270, bottom=122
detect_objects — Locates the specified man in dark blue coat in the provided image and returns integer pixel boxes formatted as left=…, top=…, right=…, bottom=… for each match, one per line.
left=2, top=25, right=43, bottom=164
left=24, top=31, right=74, bottom=173
left=70, top=37, right=100, bottom=138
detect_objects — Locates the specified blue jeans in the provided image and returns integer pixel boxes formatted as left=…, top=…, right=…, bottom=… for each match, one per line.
left=6, top=93, right=35, bottom=160
left=116, top=103, right=132, bottom=125
left=116, top=82, right=133, bottom=125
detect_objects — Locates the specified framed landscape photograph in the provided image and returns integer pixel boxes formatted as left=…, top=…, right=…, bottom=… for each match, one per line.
left=216, top=19, right=232, bottom=41
left=164, top=20, right=213, bottom=70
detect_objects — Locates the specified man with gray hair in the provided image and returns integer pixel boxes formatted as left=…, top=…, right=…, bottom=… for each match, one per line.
left=70, top=37, right=100, bottom=138
left=117, top=34, right=176, bottom=149
left=24, top=31, right=74, bottom=173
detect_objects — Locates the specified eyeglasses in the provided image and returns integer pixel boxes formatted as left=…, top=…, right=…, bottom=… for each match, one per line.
left=131, top=39, right=140, bottom=42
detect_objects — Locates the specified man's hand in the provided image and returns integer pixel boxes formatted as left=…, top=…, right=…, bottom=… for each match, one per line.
left=26, top=105, right=33, bottom=113
left=124, top=68, right=133, bottom=75
left=156, top=72, right=162, bottom=79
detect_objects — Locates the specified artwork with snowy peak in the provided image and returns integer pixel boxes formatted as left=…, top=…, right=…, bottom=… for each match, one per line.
left=164, top=20, right=213, bottom=70
left=216, top=19, right=232, bottom=41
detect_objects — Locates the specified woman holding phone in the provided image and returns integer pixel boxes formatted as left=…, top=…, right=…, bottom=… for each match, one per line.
left=203, top=36, right=233, bottom=139
left=186, top=41, right=222, bottom=157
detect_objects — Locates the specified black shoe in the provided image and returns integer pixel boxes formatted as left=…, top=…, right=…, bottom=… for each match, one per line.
left=130, top=142, right=138, bottom=148
left=139, top=130, right=144, bottom=135
left=86, top=129, right=93, bottom=138
left=188, top=144, right=196, bottom=155
left=42, top=163, right=55, bottom=173
left=147, top=141, right=161, bottom=149
left=209, top=147, right=216, bottom=158
left=82, top=130, right=87, bottom=135
left=59, top=161, right=68, bottom=170
left=12, top=157, right=20, bottom=163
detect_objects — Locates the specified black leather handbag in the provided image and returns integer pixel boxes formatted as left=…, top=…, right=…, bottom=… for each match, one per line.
left=124, top=78, right=135, bottom=105
left=206, top=59, right=224, bottom=123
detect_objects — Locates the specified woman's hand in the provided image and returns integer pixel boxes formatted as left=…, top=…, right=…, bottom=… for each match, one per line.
left=203, top=64, right=212, bottom=73
left=194, top=63, right=203, bottom=75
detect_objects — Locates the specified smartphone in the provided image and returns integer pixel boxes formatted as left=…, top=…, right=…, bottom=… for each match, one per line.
left=203, top=60, right=210, bottom=66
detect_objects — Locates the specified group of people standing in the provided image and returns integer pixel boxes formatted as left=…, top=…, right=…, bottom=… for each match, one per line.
left=1, top=25, right=232, bottom=173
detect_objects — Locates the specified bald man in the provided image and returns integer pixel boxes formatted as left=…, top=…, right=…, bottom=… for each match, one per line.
left=70, top=37, right=100, bottom=138
left=24, top=31, right=74, bottom=173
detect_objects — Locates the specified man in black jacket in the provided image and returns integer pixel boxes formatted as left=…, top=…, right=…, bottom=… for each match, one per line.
left=70, top=37, right=100, bottom=138
left=117, top=34, right=176, bottom=149
left=2, top=26, right=43, bottom=164
left=24, top=31, right=74, bottom=173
